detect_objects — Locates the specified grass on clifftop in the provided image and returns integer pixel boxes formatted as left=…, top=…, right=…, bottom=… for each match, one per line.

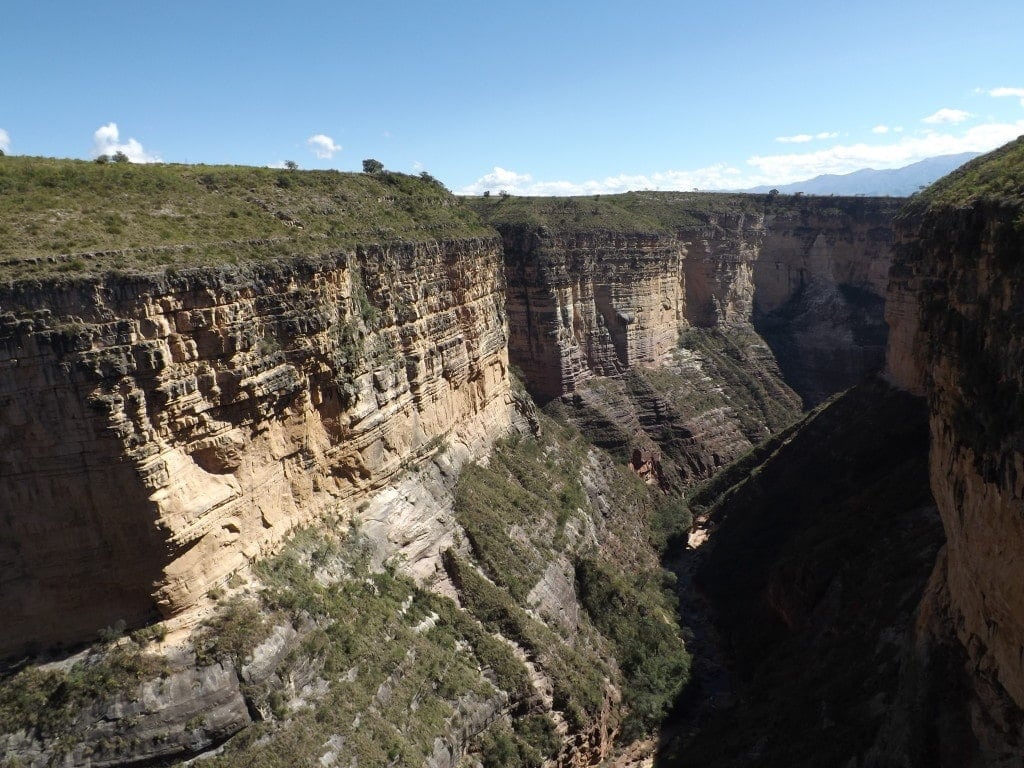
left=0, top=156, right=490, bottom=279
left=466, top=190, right=899, bottom=237
left=466, top=191, right=768, bottom=234
left=908, top=135, right=1024, bottom=210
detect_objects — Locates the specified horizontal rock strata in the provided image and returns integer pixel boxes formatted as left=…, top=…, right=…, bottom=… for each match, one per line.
left=496, top=198, right=900, bottom=408
left=0, top=239, right=513, bottom=656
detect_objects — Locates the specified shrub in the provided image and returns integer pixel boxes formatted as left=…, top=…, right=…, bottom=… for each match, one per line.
left=193, top=598, right=270, bottom=667
left=575, top=557, right=691, bottom=739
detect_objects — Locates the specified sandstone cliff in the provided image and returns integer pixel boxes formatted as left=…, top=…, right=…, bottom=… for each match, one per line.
left=0, top=239, right=513, bottom=658
left=0, top=161, right=692, bottom=768
left=884, top=137, right=1024, bottom=760
left=474, top=194, right=900, bottom=487
left=478, top=194, right=897, bottom=406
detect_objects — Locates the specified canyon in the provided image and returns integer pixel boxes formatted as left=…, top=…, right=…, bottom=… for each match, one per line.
left=0, top=140, right=1021, bottom=767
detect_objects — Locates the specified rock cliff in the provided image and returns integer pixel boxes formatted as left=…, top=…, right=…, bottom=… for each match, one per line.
left=9, top=149, right=1021, bottom=767
left=475, top=194, right=900, bottom=486
left=483, top=195, right=898, bottom=408
left=884, top=137, right=1024, bottom=759
left=500, top=227, right=685, bottom=401
left=0, top=239, right=513, bottom=658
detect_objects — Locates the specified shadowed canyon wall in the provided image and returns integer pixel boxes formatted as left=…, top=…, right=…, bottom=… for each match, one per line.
left=661, top=140, right=1024, bottom=766
left=884, top=139, right=1024, bottom=758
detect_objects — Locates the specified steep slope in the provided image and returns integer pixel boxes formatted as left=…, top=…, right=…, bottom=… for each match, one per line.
left=657, top=137, right=1024, bottom=767
left=0, top=410, right=691, bottom=768
left=473, top=193, right=899, bottom=486
left=661, top=378, right=944, bottom=766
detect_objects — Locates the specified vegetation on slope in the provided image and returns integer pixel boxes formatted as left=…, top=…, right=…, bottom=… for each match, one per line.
left=0, top=636, right=168, bottom=752
left=454, top=424, right=589, bottom=602
left=201, top=530, right=507, bottom=768
left=0, top=156, right=489, bottom=279
left=0, top=408, right=694, bottom=766
left=907, top=135, right=1024, bottom=210
left=451, top=412, right=692, bottom=740
left=676, top=327, right=801, bottom=439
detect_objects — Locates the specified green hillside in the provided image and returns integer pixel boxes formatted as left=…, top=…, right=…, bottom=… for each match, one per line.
left=909, top=134, right=1024, bottom=209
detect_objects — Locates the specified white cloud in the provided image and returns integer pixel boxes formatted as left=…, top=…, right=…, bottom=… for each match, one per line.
left=267, top=161, right=289, bottom=169
left=0, top=128, right=9, bottom=153
left=923, top=108, right=973, bottom=125
left=747, top=120, right=1024, bottom=183
left=458, top=164, right=746, bottom=196
left=989, top=86, right=1024, bottom=107
left=91, top=122, right=160, bottom=162
left=460, top=117, right=1024, bottom=196
left=872, top=125, right=890, bottom=134
left=306, top=134, right=341, bottom=159
left=775, top=131, right=838, bottom=144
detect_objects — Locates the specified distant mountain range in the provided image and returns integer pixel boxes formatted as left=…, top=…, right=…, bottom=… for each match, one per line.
left=746, top=152, right=979, bottom=197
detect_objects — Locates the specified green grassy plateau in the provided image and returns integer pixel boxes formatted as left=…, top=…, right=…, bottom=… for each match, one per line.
left=0, top=156, right=489, bottom=279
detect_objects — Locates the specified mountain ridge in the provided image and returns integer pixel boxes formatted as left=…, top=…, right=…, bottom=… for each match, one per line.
left=746, top=152, right=979, bottom=197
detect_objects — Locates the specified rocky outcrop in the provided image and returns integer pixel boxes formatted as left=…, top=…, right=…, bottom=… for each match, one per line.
left=885, top=139, right=1024, bottom=758
left=0, top=239, right=513, bottom=657
left=0, top=649, right=254, bottom=767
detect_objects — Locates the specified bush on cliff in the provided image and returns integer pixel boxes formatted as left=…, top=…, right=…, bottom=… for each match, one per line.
left=575, top=556, right=691, bottom=739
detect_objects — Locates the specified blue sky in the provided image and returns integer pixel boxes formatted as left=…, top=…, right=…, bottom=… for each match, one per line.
left=2, top=0, right=1023, bottom=194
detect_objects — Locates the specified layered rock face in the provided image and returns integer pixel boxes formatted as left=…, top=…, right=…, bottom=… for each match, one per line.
left=501, top=227, right=684, bottom=402
left=887, top=180, right=1024, bottom=753
left=490, top=197, right=899, bottom=487
left=497, top=198, right=899, bottom=408
left=0, top=239, right=513, bottom=657
left=753, top=199, right=896, bottom=404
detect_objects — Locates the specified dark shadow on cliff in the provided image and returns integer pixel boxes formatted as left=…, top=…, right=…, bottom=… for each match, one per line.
left=752, top=283, right=888, bottom=408
left=655, top=377, right=950, bottom=767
